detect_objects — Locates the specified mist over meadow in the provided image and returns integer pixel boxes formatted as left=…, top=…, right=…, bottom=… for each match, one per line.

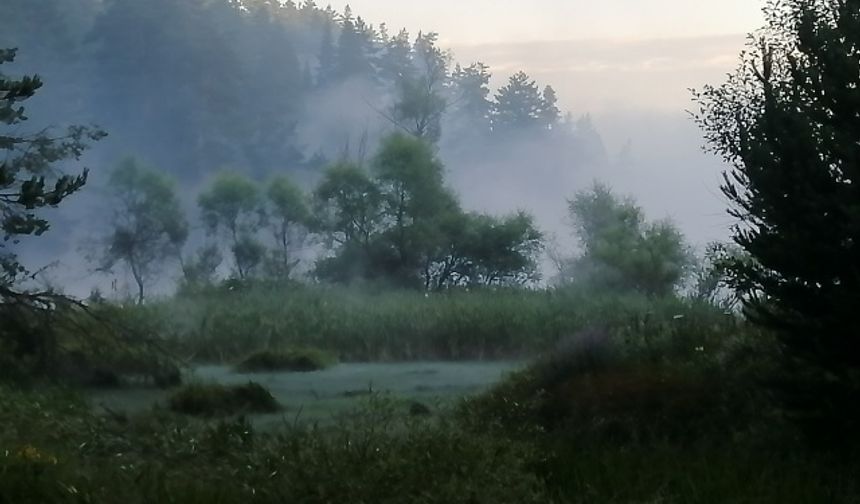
left=1, top=0, right=736, bottom=296
left=3, top=1, right=859, bottom=502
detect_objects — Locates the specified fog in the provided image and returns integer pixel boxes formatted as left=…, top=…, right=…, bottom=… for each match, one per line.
left=1, top=0, right=759, bottom=296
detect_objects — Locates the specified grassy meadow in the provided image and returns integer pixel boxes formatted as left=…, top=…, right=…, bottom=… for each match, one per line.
left=5, top=283, right=858, bottom=503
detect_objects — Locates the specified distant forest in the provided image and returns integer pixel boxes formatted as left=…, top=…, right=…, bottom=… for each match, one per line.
left=0, top=0, right=608, bottom=186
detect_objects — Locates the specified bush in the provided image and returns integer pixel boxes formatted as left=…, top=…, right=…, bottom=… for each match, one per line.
left=167, top=382, right=280, bottom=417
left=458, top=321, right=772, bottom=443
left=235, top=347, right=337, bottom=373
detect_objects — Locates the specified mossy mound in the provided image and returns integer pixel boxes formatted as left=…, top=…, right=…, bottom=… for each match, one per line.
left=167, top=382, right=280, bottom=417
left=235, top=348, right=337, bottom=373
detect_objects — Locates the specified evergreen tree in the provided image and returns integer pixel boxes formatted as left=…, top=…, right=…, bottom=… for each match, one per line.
left=1, top=48, right=105, bottom=288
left=335, top=5, right=371, bottom=79
left=379, top=28, right=414, bottom=83
left=389, top=32, right=449, bottom=143
left=539, top=85, right=561, bottom=130
left=695, top=0, right=860, bottom=441
left=1, top=48, right=105, bottom=377
left=316, top=18, right=337, bottom=86
left=448, top=62, right=493, bottom=136
left=492, top=71, right=544, bottom=134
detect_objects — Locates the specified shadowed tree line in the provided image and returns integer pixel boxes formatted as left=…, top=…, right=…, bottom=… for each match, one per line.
left=96, top=134, right=545, bottom=298
left=0, top=0, right=597, bottom=183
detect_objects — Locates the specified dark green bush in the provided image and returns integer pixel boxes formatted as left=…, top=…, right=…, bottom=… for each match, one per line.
left=458, top=321, right=773, bottom=444
left=235, top=347, right=337, bottom=373
left=167, top=382, right=280, bottom=417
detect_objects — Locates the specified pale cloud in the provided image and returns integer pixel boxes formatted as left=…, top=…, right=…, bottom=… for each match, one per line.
left=318, top=1, right=760, bottom=246
left=454, top=35, right=748, bottom=113
left=325, top=0, right=764, bottom=45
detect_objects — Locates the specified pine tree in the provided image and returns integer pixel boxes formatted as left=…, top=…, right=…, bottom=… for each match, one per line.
left=492, top=71, right=544, bottom=134
left=1, top=48, right=105, bottom=376
left=335, top=5, right=371, bottom=79
left=539, top=85, right=561, bottom=130
left=1, top=48, right=105, bottom=288
left=316, top=18, right=337, bottom=86
left=449, top=62, right=492, bottom=135
left=695, top=0, right=860, bottom=443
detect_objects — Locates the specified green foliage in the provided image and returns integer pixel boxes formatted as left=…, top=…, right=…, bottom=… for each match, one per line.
left=458, top=306, right=770, bottom=441
left=448, top=62, right=493, bottom=136
left=373, top=133, right=458, bottom=285
left=313, top=161, right=384, bottom=248
left=167, top=382, right=280, bottom=417
left=492, top=71, right=559, bottom=134
left=391, top=75, right=447, bottom=143
left=6, top=0, right=590, bottom=181
left=235, top=347, right=337, bottom=373
left=2, top=359, right=859, bottom=504
left=333, top=5, right=373, bottom=79
left=694, top=0, right=860, bottom=442
left=455, top=212, right=544, bottom=287
left=0, top=48, right=117, bottom=385
left=198, top=172, right=262, bottom=279
left=265, top=175, right=311, bottom=279
left=389, top=32, right=449, bottom=143
left=312, top=135, right=544, bottom=288
left=117, top=282, right=741, bottom=364
left=98, top=158, right=188, bottom=304
left=180, top=244, right=223, bottom=290
left=560, top=183, right=692, bottom=296
left=0, top=389, right=552, bottom=503
left=0, top=48, right=105, bottom=286
left=231, top=233, right=266, bottom=280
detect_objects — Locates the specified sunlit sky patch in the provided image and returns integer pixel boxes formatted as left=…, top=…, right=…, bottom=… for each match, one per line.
left=323, top=0, right=764, bottom=45
left=322, top=1, right=765, bottom=112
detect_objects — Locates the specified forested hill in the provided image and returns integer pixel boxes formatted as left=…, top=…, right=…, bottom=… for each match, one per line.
left=0, top=0, right=608, bottom=187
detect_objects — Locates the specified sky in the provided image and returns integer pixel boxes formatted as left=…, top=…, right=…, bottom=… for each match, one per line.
left=325, top=0, right=764, bottom=45
left=324, top=0, right=766, bottom=112
left=320, top=1, right=767, bottom=249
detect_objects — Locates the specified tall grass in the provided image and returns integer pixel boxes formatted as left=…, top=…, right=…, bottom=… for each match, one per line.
left=0, top=388, right=549, bottom=504
left=2, top=384, right=857, bottom=503
left=117, top=283, right=745, bottom=363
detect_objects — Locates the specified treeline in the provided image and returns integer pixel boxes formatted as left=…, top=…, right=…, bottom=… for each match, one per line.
left=0, top=0, right=604, bottom=182
left=95, top=131, right=703, bottom=304
left=97, top=134, right=547, bottom=302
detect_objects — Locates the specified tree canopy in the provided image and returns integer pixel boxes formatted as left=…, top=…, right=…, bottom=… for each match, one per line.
left=559, top=183, right=690, bottom=297
left=1, top=48, right=105, bottom=288
left=694, top=0, right=860, bottom=440
left=97, top=158, right=188, bottom=304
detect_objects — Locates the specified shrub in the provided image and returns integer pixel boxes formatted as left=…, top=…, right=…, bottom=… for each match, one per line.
left=235, top=347, right=337, bottom=373
left=459, top=321, right=771, bottom=443
left=167, top=382, right=280, bottom=417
